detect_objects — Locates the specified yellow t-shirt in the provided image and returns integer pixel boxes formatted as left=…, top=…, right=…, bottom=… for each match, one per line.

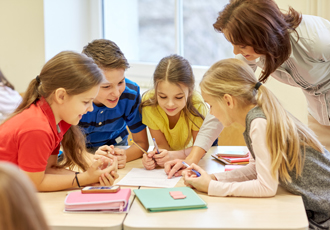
left=141, top=90, right=207, bottom=150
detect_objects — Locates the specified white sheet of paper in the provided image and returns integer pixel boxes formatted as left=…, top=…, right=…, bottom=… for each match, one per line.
left=116, top=168, right=181, bottom=188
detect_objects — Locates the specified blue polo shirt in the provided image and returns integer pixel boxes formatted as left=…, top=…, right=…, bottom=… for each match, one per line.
left=79, top=79, right=145, bottom=148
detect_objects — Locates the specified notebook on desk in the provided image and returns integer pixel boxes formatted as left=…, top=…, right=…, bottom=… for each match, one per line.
left=134, top=187, right=207, bottom=212
left=64, top=188, right=131, bottom=213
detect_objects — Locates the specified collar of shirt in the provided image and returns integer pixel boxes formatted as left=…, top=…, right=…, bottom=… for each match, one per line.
left=37, top=97, right=71, bottom=138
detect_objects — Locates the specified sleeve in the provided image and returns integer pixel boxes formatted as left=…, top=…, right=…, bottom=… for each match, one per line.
left=141, top=106, right=160, bottom=130
left=193, top=113, right=223, bottom=151
left=236, top=54, right=258, bottom=72
left=207, top=118, right=278, bottom=197
left=301, top=17, right=330, bottom=62
left=126, top=86, right=146, bottom=133
left=17, top=130, right=54, bottom=172
left=0, top=86, right=22, bottom=116
left=191, top=97, right=208, bottom=131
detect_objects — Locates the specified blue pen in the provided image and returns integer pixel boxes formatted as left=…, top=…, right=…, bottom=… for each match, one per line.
left=182, top=161, right=201, bottom=177
left=152, top=138, right=160, bottom=154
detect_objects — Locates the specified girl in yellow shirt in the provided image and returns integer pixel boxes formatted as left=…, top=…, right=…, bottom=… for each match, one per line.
left=140, top=54, right=209, bottom=169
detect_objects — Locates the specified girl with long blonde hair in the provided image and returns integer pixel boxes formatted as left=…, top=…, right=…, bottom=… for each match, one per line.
left=183, top=59, right=330, bottom=228
left=0, top=51, right=118, bottom=191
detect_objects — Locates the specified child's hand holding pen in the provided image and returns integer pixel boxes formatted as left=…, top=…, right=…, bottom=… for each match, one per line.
left=182, top=163, right=212, bottom=193
left=142, top=151, right=157, bottom=170
left=151, top=138, right=171, bottom=167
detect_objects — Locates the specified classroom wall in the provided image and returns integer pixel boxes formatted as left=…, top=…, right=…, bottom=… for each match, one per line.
left=0, top=0, right=45, bottom=93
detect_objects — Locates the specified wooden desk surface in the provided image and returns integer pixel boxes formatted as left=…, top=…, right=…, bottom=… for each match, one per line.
left=38, top=146, right=308, bottom=230
left=124, top=146, right=309, bottom=230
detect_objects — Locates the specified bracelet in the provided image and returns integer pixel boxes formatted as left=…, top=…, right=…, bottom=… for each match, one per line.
left=72, top=172, right=81, bottom=188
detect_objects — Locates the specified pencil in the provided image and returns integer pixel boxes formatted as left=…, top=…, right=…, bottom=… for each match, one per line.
left=130, top=139, right=148, bottom=154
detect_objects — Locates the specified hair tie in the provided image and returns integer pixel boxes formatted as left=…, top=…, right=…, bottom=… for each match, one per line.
left=254, top=82, right=262, bottom=90
left=36, top=75, right=41, bottom=84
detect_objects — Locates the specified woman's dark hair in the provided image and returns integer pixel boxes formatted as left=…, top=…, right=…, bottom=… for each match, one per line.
left=213, top=0, right=302, bottom=82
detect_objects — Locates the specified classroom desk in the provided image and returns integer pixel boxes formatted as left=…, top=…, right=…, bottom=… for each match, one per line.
left=123, top=146, right=309, bottom=230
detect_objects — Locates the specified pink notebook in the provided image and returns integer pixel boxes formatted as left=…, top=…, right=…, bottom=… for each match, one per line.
left=64, top=188, right=131, bottom=212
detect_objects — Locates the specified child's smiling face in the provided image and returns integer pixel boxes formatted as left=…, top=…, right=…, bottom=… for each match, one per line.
left=156, top=80, right=189, bottom=117
left=93, top=68, right=126, bottom=108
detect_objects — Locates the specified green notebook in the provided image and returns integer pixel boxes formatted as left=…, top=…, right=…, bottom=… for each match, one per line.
left=133, top=187, right=207, bottom=212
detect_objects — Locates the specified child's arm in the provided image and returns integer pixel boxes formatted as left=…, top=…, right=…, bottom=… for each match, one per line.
left=186, top=119, right=278, bottom=197
left=23, top=157, right=119, bottom=192
left=165, top=114, right=223, bottom=178
left=124, top=128, right=149, bottom=162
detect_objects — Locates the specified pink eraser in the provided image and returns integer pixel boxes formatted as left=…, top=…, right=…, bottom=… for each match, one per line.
left=169, top=191, right=183, bottom=196
left=169, top=191, right=186, bottom=199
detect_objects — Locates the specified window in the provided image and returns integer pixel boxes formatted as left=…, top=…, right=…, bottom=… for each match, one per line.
left=103, top=0, right=233, bottom=86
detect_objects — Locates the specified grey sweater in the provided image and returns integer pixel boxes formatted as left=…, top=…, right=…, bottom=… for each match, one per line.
left=243, top=106, right=330, bottom=223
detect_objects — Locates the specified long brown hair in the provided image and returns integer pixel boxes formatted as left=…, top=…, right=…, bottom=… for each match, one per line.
left=213, top=0, right=302, bottom=82
left=140, top=54, right=206, bottom=149
left=200, top=58, right=323, bottom=183
left=5, top=51, right=103, bottom=171
left=0, top=69, right=15, bottom=90
left=0, top=162, right=50, bottom=230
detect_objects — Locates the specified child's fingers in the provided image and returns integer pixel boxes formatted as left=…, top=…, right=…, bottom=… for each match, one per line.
left=98, top=145, right=114, bottom=154
left=90, top=158, right=106, bottom=170
left=153, top=149, right=167, bottom=159
left=114, top=148, right=125, bottom=156
left=111, top=171, right=119, bottom=180
left=189, top=163, right=205, bottom=175
left=144, top=159, right=156, bottom=167
left=103, top=172, right=115, bottom=186
left=147, top=151, right=156, bottom=158
left=145, top=163, right=156, bottom=170
left=144, top=158, right=156, bottom=169
left=99, top=157, right=118, bottom=173
left=165, top=160, right=184, bottom=178
left=99, top=175, right=106, bottom=186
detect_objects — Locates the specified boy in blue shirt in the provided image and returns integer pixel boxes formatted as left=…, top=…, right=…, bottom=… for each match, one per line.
left=79, top=39, right=149, bottom=168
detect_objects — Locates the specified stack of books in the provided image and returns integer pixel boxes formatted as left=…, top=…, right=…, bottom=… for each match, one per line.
left=211, top=150, right=250, bottom=166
